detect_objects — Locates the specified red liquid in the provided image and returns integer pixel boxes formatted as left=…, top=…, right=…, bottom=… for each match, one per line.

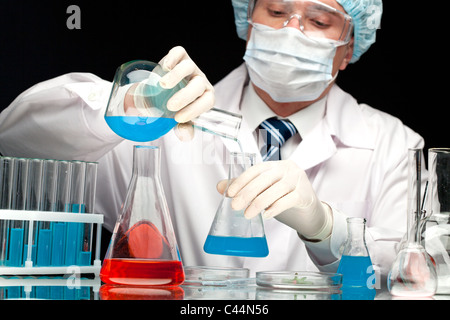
left=100, top=258, right=185, bottom=286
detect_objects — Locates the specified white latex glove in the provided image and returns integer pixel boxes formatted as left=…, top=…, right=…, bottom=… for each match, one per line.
left=158, top=46, right=215, bottom=124
left=217, top=160, right=333, bottom=241
left=123, top=46, right=213, bottom=141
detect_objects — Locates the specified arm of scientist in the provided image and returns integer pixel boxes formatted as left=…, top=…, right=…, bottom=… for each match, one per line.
left=217, top=147, right=425, bottom=276
left=0, top=46, right=213, bottom=160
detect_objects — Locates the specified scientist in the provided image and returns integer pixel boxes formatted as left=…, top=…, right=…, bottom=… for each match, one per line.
left=0, top=0, right=423, bottom=276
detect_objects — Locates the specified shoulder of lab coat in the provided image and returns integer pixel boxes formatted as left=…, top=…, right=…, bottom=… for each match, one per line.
left=326, top=84, right=424, bottom=151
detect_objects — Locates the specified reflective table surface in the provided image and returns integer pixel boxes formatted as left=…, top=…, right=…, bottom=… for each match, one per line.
left=1, top=275, right=449, bottom=301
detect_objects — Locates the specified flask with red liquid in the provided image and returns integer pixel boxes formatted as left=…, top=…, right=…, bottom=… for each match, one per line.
left=100, top=146, right=184, bottom=286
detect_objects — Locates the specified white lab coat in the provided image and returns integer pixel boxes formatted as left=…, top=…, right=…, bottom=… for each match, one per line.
left=0, top=64, right=425, bottom=275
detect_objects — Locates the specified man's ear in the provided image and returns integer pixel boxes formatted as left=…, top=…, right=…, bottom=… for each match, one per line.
left=339, top=37, right=355, bottom=71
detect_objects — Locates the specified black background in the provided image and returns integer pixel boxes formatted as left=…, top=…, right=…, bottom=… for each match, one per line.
left=0, top=1, right=447, bottom=154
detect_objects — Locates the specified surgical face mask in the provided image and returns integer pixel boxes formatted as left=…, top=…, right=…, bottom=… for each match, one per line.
left=244, top=23, right=341, bottom=103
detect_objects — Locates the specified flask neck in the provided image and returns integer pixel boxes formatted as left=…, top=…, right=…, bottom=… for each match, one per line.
left=132, top=146, right=160, bottom=178
left=343, top=217, right=369, bottom=256
left=228, top=152, right=255, bottom=180
left=406, top=148, right=424, bottom=244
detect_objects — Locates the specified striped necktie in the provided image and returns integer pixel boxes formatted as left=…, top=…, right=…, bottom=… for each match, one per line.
left=258, top=118, right=297, bottom=161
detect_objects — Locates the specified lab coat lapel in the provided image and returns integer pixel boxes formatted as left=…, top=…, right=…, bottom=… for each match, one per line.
left=288, top=85, right=376, bottom=171
left=325, top=85, right=376, bottom=150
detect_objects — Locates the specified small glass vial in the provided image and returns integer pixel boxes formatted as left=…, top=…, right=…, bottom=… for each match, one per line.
left=337, top=217, right=374, bottom=288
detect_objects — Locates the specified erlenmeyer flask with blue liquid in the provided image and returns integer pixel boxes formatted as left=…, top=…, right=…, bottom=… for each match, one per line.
left=337, top=217, right=375, bottom=288
left=204, top=152, right=269, bottom=258
left=105, top=60, right=241, bottom=142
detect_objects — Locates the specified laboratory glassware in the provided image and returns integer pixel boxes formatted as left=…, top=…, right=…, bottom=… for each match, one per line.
left=36, top=159, right=58, bottom=266
left=388, top=149, right=437, bottom=297
left=0, top=157, right=14, bottom=266
left=256, top=271, right=342, bottom=290
left=182, top=266, right=251, bottom=287
left=100, top=284, right=184, bottom=300
left=422, top=148, right=450, bottom=294
left=104, top=60, right=242, bottom=142
left=65, top=160, right=96, bottom=266
left=50, top=160, right=72, bottom=266
left=24, top=159, right=44, bottom=267
left=337, top=217, right=375, bottom=288
left=100, top=145, right=184, bottom=286
left=203, top=152, right=269, bottom=257
left=0, top=156, right=100, bottom=274
left=9, top=158, right=29, bottom=266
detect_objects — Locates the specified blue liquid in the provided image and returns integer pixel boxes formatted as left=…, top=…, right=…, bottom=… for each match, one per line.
left=9, top=228, right=24, bottom=266
left=203, top=235, right=269, bottom=257
left=51, top=222, right=66, bottom=266
left=37, top=229, right=52, bottom=266
left=105, top=116, right=177, bottom=142
left=337, top=255, right=374, bottom=287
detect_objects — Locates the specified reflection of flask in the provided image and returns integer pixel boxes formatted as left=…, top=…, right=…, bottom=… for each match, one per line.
left=99, top=285, right=184, bottom=300
left=337, top=218, right=374, bottom=288
left=104, top=60, right=241, bottom=142
left=203, top=152, right=269, bottom=257
left=100, top=146, right=184, bottom=286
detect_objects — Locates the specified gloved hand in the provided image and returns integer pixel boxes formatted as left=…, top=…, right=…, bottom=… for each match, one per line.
left=123, top=46, right=213, bottom=141
left=159, top=46, right=215, bottom=124
left=217, top=160, right=333, bottom=241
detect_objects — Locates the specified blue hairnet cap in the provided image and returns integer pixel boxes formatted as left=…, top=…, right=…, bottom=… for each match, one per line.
left=231, top=0, right=383, bottom=63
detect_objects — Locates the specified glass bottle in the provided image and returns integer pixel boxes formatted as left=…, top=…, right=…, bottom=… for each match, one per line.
left=388, top=149, right=437, bottom=297
left=203, top=152, right=269, bottom=257
left=100, top=146, right=184, bottom=286
left=104, top=60, right=242, bottom=142
left=337, top=217, right=374, bottom=288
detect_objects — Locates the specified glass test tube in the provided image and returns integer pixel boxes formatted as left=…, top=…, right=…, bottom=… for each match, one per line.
left=24, top=159, right=44, bottom=266
left=81, top=161, right=98, bottom=265
left=0, top=157, right=14, bottom=266
left=37, top=159, right=58, bottom=266
left=65, top=161, right=86, bottom=265
left=52, top=160, right=72, bottom=266
left=9, top=158, right=29, bottom=266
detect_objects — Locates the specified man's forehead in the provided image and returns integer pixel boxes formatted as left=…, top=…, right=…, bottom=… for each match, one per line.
left=281, top=0, right=346, bottom=13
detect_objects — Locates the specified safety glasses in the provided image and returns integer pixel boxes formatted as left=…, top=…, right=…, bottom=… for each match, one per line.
left=247, top=0, right=353, bottom=44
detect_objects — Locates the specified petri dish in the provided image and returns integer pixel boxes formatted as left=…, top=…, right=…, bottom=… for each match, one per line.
left=255, top=287, right=342, bottom=300
left=256, top=271, right=343, bottom=291
left=182, top=266, right=253, bottom=287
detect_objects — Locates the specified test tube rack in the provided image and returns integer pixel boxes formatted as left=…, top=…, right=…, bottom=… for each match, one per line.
left=0, top=209, right=103, bottom=275
left=0, top=156, right=102, bottom=276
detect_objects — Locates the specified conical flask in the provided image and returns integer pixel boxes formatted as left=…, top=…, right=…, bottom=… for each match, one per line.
left=203, top=152, right=269, bottom=257
left=100, top=146, right=184, bottom=286
left=104, top=60, right=242, bottom=142
left=337, top=217, right=375, bottom=288
left=388, top=149, right=437, bottom=297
